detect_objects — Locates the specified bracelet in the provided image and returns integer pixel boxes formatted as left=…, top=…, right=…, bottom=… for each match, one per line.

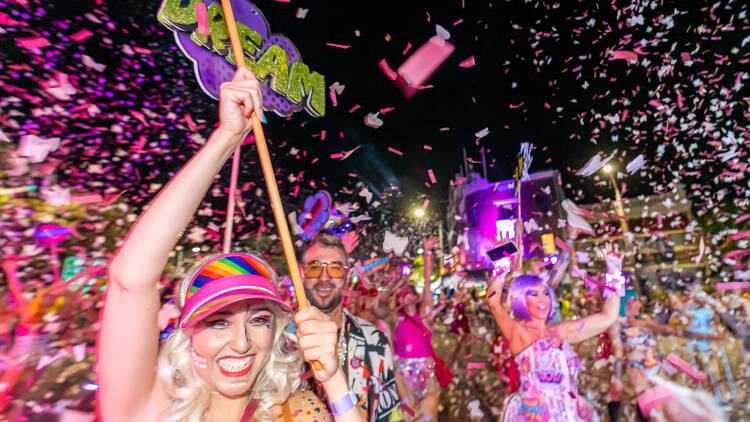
left=424, top=250, right=432, bottom=255
left=614, top=360, right=623, bottom=379
left=329, top=390, right=357, bottom=417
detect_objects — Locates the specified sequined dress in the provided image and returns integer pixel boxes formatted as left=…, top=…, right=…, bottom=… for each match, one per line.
left=501, top=339, right=587, bottom=422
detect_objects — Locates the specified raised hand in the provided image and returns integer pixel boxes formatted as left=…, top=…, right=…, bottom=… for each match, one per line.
left=217, top=66, right=264, bottom=142
left=294, top=306, right=340, bottom=383
left=485, top=270, right=507, bottom=307
left=423, top=235, right=438, bottom=252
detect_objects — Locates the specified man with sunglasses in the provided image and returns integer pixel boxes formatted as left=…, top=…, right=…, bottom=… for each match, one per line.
left=301, top=232, right=402, bottom=422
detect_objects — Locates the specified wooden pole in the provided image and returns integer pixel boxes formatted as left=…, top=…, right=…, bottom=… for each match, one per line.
left=219, top=0, right=308, bottom=309
left=219, top=0, right=321, bottom=370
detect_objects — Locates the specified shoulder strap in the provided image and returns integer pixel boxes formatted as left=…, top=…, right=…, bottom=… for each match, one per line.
left=281, top=399, right=294, bottom=422
left=240, top=399, right=259, bottom=422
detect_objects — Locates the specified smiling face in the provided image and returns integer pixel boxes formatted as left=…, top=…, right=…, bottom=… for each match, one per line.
left=525, top=283, right=551, bottom=322
left=189, top=300, right=275, bottom=398
left=301, top=244, right=348, bottom=314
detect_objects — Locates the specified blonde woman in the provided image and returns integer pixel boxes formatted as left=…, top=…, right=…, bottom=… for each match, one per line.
left=97, top=67, right=366, bottom=422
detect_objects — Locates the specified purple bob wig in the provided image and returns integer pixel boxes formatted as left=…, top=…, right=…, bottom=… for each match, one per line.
left=509, top=274, right=556, bottom=322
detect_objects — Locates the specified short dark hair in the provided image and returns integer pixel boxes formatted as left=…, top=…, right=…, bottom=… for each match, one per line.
left=300, top=232, right=348, bottom=263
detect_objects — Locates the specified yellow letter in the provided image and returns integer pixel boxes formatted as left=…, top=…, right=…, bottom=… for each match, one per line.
left=254, top=45, right=289, bottom=95
left=287, top=61, right=326, bottom=117
left=157, top=0, right=199, bottom=31
left=225, top=22, right=264, bottom=66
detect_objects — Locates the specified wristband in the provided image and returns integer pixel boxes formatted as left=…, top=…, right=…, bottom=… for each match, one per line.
left=424, top=250, right=432, bottom=256
left=603, top=269, right=626, bottom=298
left=330, top=390, right=357, bottom=417
left=614, top=360, right=623, bottom=379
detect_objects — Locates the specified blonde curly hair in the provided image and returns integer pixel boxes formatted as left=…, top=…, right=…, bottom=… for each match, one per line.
left=156, top=253, right=302, bottom=422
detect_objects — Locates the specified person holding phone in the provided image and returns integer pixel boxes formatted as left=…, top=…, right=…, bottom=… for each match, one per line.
left=487, top=244, right=623, bottom=421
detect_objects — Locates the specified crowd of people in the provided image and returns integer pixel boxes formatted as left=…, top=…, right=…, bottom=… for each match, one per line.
left=1, top=67, right=749, bottom=422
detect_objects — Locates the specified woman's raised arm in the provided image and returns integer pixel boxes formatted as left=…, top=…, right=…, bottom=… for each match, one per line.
left=419, top=236, right=439, bottom=316
left=486, top=270, right=520, bottom=344
left=97, top=67, right=262, bottom=420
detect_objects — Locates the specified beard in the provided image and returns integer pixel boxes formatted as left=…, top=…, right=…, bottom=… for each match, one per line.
left=304, top=283, right=343, bottom=314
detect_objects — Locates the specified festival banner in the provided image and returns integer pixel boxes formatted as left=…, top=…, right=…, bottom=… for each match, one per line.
left=157, top=0, right=325, bottom=117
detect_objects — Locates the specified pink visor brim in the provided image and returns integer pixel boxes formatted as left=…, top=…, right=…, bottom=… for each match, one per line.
left=180, top=274, right=291, bottom=328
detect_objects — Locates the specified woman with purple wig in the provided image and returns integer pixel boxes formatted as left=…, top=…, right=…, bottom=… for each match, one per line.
left=487, top=246, right=623, bottom=422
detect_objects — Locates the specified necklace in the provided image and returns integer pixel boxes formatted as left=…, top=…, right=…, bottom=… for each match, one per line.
left=336, top=313, right=347, bottom=368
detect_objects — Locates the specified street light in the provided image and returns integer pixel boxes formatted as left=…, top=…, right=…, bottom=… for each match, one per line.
left=414, top=208, right=425, bottom=218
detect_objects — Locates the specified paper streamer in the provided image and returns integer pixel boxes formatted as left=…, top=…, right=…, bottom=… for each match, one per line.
left=666, top=353, right=705, bottom=383
left=715, top=282, right=749, bottom=290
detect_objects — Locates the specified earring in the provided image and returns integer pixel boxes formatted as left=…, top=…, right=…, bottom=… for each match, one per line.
left=191, top=347, right=207, bottom=369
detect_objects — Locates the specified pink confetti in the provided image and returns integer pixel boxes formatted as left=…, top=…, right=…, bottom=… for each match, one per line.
left=428, top=169, right=437, bottom=184
left=185, top=113, right=199, bottom=131
left=133, top=136, right=147, bottom=153
left=424, top=145, right=432, bottom=150
left=71, top=29, right=93, bottom=42
left=666, top=354, right=705, bottom=383
left=379, top=107, right=395, bottom=114
left=648, top=99, right=664, bottom=109
left=466, top=362, right=486, bottom=374
left=731, top=230, right=750, bottom=240
left=195, top=2, right=209, bottom=36
left=716, top=282, right=750, bottom=290
left=612, top=50, right=638, bottom=61
left=378, top=58, right=399, bottom=81
left=0, top=12, right=21, bottom=26
left=348, top=104, right=361, bottom=113
left=329, top=88, right=338, bottom=107
left=453, top=18, right=463, bottom=25
left=387, top=147, right=403, bottom=156
left=326, top=43, right=351, bottom=49
left=555, top=236, right=571, bottom=254
left=330, top=153, right=343, bottom=159
left=422, top=199, right=429, bottom=210
left=16, top=37, right=51, bottom=49
left=735, top=214, right=750, bottom=224
left=71, top=193, right=102, bottom=204
left=458, top=55, right=476, bottom=68
left=402, top=42, right=412, bottom=55
left=133, top=46, right=152, bottom=54
left=397, top=38, right=455, bottom=95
